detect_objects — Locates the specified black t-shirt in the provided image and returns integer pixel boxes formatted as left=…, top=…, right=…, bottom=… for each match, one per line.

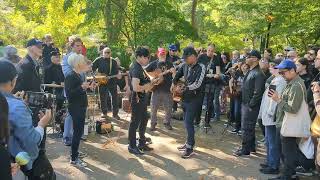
left=92, top=57, right=119, bottom=87
left=129, top=62, right=150, bottom=98
left=44, top=64, right=65, bottom=96
left=145, top=60, right=174, bottom=92
left=200, top=54, right=223, bottom=85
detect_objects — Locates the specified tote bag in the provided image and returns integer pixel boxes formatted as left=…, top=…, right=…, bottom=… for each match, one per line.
left=281, top=82, right=311, bottom=137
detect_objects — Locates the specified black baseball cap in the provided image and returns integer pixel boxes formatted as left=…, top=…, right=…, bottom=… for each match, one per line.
left=182, top=47, right=198, bottom=59
left=50, top=50, right=61, bottom=57
left=26, top=38, right=43, bottom=47
left=247, top=50, right=261, bottom=59
left=0, top=60, right=17, bottom=84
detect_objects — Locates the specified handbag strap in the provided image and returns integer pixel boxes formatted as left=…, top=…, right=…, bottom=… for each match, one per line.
left=296, top=82, right=306, bottom=101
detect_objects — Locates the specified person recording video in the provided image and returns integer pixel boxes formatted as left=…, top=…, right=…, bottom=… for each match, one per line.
left=0, top=60, right=53, bottom=179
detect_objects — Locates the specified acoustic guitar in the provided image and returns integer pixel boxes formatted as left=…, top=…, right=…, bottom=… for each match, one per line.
left=87, top=72, right=128, bottom=86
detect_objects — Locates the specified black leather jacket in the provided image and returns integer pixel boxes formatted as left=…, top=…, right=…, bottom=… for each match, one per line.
left=241, top=65, right=266, bottom=108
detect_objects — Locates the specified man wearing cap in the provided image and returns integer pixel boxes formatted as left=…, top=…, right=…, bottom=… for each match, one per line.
left=172, top=47, right=206, bottom=158
left=145, top=48, right=175, bottom=131
left=268, top=59, right=308, bottom=180
left=234, top=49, right=266, bottom=156
left=44, top=51, right=65, bottom=112
left=14, top=38, right=43, bottom=93
left=0, top=60, right=54, bottom=179
left=166, top=44, right=180, bottom=63
left=0, top=45, right=21, bottom=65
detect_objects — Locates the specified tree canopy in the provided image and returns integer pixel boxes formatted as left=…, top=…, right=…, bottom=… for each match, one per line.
left=1, top=0, right=319, bottom=53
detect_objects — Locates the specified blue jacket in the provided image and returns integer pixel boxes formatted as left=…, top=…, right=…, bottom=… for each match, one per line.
left=3, top=92, right=44, bottom=170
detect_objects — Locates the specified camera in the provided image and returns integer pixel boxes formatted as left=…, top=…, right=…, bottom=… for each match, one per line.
left=24, top=91, right=54, bottom=109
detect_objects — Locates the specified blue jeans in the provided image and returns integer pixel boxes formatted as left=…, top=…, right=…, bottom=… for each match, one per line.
left=182, top=98, right=202, bottom=148
left=230, top=96, right=241, bottom=130
left=63, top=112, right=73, bottom=143
left=265, top=125, right=280, bottom=169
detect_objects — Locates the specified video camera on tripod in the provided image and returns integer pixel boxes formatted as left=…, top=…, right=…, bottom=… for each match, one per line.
left=24, top=91, right=55, bottom=110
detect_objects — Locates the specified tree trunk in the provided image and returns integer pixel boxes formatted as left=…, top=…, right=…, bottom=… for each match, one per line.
left=191, top=0, right=197, bottom=30
left=104, top=0, right=113, bottom=44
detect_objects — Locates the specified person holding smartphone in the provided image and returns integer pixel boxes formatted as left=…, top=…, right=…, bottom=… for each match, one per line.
left=258, top=59, right=287, bottom=175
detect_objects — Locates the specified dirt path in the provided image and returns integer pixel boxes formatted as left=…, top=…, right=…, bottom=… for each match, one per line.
left=46, top=110, right=315, bottom=180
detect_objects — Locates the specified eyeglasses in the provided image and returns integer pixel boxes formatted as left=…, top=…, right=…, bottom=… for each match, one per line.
left=308, top=52, right=315, bottom=56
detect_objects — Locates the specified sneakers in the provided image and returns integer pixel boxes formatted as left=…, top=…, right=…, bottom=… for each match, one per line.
left=138, top=144, right=153, bottom=152
left=268, top=175, right=298, bottom=180
left=181, top=148, right=194, bottom=159
left=70, top=158, right=87, bottom=167
left=128, top=146, right=144, bottom=155
left=78, top=151, right=87, bottom=158
left=63, top=138, right=72, bottom=146
left=259, top=167, right=279, bottom=175
left=164, top=123, right=173, bottom=130
left=177, top=144, right=187, bottom=151
left=229, top=128, right=240, bottom=134
left=260, top=163, right=269, bottom=168
left=233, top=149, right=250, bottom=157
left=295, top=166, right=313, bottom=176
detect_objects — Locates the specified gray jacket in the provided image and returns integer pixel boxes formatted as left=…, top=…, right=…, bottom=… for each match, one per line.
left=258, top=75, right=287, bottom=126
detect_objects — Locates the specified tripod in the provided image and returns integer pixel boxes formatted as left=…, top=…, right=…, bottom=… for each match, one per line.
left=202, top=83, right=215, bottom=134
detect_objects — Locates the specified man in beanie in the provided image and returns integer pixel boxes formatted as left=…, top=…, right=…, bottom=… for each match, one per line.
left=166, top=44, right=180, bottom=63
left=234, top=50, right=266, bottom=156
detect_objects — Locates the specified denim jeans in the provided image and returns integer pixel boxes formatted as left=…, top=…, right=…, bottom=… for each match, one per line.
left=182, top=98, right=202, bottom=149
left=69, top=106, right=86, bottom=161
left=63, top=112, right=73, bottom=143
left=230, top=96, right=241, bottom=130
left=265, top=125, right=280, bottom=169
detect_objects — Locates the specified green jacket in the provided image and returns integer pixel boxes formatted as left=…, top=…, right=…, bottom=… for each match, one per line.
left=276, top=75, right=307, bottom=128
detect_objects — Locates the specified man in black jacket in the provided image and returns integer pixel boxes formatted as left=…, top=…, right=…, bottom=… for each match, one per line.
left=14, top=38, right=43, bottom=93
left=234, top=50, right=266, bottom=157
left=172, top=47, right=206, bottom=158
left=42, top=34, right=59, bottom=69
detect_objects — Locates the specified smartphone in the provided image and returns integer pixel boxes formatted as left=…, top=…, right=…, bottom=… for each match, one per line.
left=269, top=84, right=276, bottom=91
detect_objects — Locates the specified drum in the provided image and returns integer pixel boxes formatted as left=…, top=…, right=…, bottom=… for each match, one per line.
left=172, top=81, right=185, bottom=102
left=87, top=75, right=108, bottom=86
left=24, top=91, right=55, bottom=109
left=122, top=98, right=131, bottom=113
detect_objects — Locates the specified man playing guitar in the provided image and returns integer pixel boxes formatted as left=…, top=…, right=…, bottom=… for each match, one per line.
left=145, top=48, right=176, bottom=131
left=92, top=47, right=122, bottom=120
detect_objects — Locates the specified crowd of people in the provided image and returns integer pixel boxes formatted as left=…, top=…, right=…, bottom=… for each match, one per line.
left=0, top=34, right=320, bottom=180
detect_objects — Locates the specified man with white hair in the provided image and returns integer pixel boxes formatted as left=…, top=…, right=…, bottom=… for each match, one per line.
left=0, top=45, right=21, bottom=65
left=287, top=50, right=298, bottom=61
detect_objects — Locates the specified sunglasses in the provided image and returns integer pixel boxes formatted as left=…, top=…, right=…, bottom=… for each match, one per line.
left=308, top=52, right=315, bottom=56
left=279, top=70, right=289, bottom=75
left=170, top=50, right=177, bottom=52
left=105, top=52, right=111, bottom=54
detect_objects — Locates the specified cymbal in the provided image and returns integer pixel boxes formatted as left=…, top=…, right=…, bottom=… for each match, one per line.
left=41, top=84, right=64, bottom=88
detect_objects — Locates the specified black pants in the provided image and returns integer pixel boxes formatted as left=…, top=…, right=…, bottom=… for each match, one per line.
left=282, top=136, right=298, bottom=177
left=241, top=104, right=260, bottom=152
left=31, top=107, right=46, bottom=150
left=128, top=94, right=148, bottom=147
left=99, top=85, right=118, bottom=116
left=258, top=118, right=265, bottom=137
left=69, top=106, right=86, bottom=161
